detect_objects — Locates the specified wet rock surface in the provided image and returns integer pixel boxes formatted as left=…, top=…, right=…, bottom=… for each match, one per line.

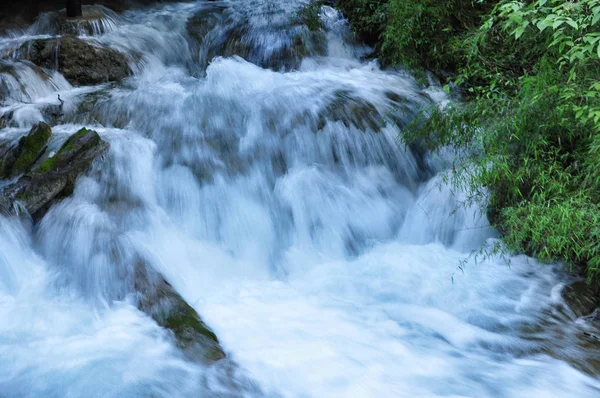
left=135, top=261, right=226, bottom=364
left=562, top=280, right=600, bottom=318
left=2, top=122, right=52, bottom=178
left=317, top=89, right=384, bottom=132
left=0, top=123, right=108, bottom=218
left=19, top=36, right=130, bottom=86
left=185, top=3, right=326, bottom=73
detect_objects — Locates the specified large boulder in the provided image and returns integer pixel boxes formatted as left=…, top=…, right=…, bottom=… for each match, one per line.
left=19, top=36, right=130, bottom=86
left=0, top=125, right=109, bottom=217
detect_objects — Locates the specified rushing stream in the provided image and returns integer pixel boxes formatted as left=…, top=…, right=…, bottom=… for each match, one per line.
left=1, top=1, right=600, bottom=396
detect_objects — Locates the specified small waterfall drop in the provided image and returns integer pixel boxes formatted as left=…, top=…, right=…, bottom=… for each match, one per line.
left=1, top=1, right=599, bottom=396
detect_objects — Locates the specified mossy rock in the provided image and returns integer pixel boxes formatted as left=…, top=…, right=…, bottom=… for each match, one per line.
left=162, top=297, right=225, bottom=363
left=34, top=127, right=104, bottom=174
left=0, top=140, right=18, bottom=178
left=9, top=122, right=52, bottom=177
left=135, top=262, right=226, bottom=364
left=2, top=127, right=108, bottom=218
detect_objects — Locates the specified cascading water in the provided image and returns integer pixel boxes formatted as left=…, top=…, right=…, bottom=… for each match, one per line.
left=1, top=1, right=600, bottom=396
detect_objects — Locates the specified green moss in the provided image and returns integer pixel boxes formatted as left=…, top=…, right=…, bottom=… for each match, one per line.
left=33, top=128, right=95, bottom=174
left=36, top=157, right=56, bottom=173
left=161, top=303, right=225, bottom=362
left=60, top=128, right=91, bottom=153
left=163, top=302, right=220, bottom=345
left=10, top=123, right=52, bottom=176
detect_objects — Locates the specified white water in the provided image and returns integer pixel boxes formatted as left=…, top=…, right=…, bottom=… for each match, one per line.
left=1, top=1, right=600, bottom=396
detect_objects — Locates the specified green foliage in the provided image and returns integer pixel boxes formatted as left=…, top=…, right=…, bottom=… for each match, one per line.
left=495, top=0, right=600, bottom=127
left=383, top=0, right=490, bottom=70
left=337, top=0, right=491, bottom=70
left=501, top=198, right=600, bottom=277
left=403, top=4, right=600, bottom=280
left=296, top=1, right=325, bottom=32
left=337, top=0, right=600, bottom=281
left=336, top=0, right=388, bottom=45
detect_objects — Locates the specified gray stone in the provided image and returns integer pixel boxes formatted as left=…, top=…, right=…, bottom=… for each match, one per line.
left=19, top=36, right=130, bottom=86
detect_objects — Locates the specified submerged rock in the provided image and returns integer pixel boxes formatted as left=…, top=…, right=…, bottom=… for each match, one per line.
left=0, top=125, right=109, bottom=217
left=317, top=90, right=384, bottom=132
left=135, top=261, right=226, bottom=364
left=185, top=4, right=326, bottom=73
left=19, top=36, right=130, bottom=86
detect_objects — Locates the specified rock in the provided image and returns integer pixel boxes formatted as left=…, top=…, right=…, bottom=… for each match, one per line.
left=0, top=80, right=9, bottom=106
left=1, top=126, right=109, bottom=218
left=0, top=141, right=18, bottom=178
left=71, top=88, right=113, bottom=125
left=19, top=36, right=130, bottom=86
left=317, top=90, right=384, bottom=132
left=40, top=101, right=65, bottom=126
left=562, top=281, right=600, bottom=318
left=135, top=261, right=226, bottom=364
left=186, top=3, right=228, bottom=48
left=186, top=4, right=326, bottom=73
left=0, top=122, right=52, bottom=178
left=10, top=122, right=52, bottom=177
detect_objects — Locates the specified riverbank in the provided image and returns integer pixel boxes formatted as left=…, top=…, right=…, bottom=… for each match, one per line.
left=336, top=0, right=600, bottom=286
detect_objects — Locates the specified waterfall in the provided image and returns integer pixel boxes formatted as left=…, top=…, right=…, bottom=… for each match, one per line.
left=1, top=1, right=599, bottom=396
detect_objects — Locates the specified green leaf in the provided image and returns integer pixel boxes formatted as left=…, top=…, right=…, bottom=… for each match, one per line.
left=565, top=19, right=578, bottom=30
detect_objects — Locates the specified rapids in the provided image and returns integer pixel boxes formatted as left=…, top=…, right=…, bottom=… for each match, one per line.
left=1, top=1, right=599, bottom=396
